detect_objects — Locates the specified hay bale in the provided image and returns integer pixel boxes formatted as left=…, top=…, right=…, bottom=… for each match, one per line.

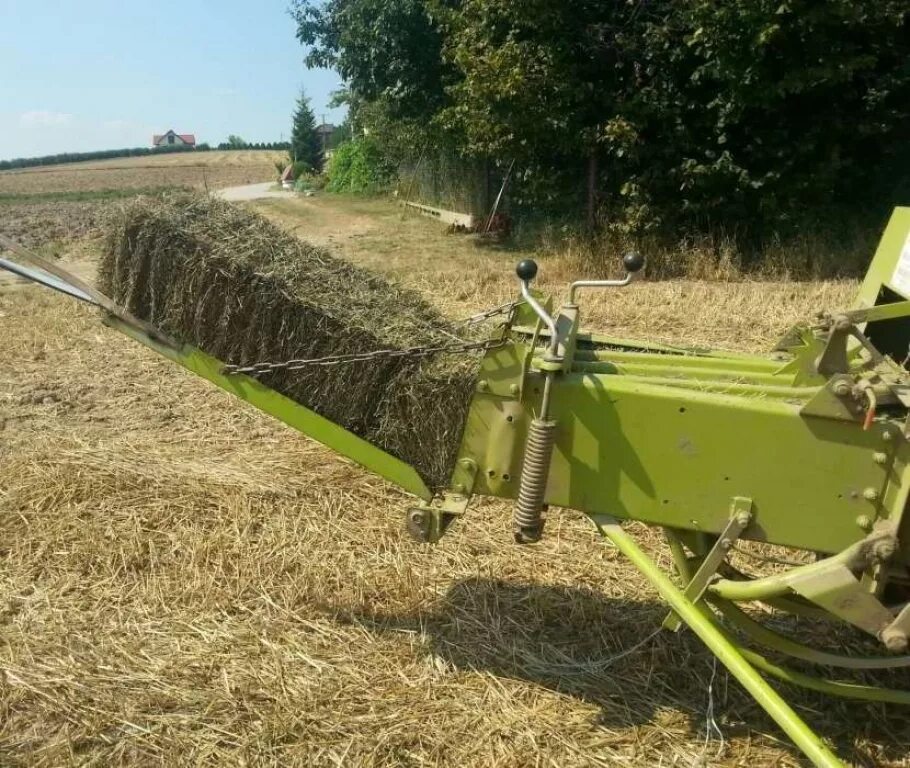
left=98, top=192, right=480, bottom=489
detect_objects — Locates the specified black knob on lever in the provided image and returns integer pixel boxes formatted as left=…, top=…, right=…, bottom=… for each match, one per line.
left=623, top=251, right=645, bottom=274
left=516, top=259, right=538, bottom=282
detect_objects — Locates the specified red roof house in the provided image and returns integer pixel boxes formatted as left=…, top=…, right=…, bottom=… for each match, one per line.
left=152, top=130, right=196, bottom=148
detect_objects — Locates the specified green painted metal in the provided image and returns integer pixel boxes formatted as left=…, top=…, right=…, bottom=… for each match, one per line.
left=104, top=315, right=434, bottom=502
left=459, top=339, right=910, bottom=555
left=854, top=207, right=910, bottom=308
left=739, top=646, right=910, bottom=706
left=709, top=598, right=910, bottom=670
left=590, top=514, right=845, bottom=768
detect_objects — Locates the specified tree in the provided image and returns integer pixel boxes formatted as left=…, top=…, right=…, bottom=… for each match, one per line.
left=225, top=135, right=247, bottom=149
left=292, top=0, right=453, bottom=122
left=291, top=89, right=323, bottom=172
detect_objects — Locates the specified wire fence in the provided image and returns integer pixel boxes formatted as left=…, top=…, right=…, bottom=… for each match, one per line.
left=397, top=151, right=509, bottom=217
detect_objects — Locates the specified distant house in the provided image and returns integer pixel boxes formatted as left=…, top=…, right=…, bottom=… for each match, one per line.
left=152, top=130, right=196, bottom=149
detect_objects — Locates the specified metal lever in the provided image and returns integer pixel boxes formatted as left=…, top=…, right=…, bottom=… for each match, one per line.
left=516, top=259, right=560, bottom=359
left=567, top=251, right=644, bottom=305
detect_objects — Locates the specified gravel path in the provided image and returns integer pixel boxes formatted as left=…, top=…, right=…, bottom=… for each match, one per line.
left=216, top=181, right=293, bottom=202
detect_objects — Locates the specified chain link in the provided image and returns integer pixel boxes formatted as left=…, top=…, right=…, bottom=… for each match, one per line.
left=221, top=300, right=522, bottom=377
left=450, top=299, right=524, bottom=328
left=222, top=338, right=508, bottom=376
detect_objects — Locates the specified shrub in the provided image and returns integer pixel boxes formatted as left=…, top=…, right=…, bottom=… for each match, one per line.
left=325, top=138, right=394, bottom=194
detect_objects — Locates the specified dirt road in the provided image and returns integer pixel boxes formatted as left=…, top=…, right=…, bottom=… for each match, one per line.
left=216, top=181, right=293, bottom=202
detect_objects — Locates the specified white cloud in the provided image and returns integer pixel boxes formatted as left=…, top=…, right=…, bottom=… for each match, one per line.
left=20, top=110, right=73, bottom=126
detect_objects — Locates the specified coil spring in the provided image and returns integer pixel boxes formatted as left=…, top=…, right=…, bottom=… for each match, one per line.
left=514, top=418, right=557, bottom=544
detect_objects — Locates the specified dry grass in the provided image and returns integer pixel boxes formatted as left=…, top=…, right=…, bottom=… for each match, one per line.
left=2, top=194, right=908, bottom=767
left=0, top=151, right=283, bottom=196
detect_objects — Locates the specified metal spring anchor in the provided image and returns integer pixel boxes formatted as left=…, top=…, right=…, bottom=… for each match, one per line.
left=514, top=258, right=561, bottom=545
left=515, top=416, right=557, bottom=543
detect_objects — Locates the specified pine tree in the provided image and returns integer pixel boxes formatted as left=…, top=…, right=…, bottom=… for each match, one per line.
left=291, top=89, right=323, bottom=172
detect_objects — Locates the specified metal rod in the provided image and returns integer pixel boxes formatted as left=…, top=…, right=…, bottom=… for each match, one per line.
left=711, top=597, right=910, bottom=670
left=591, top=514, right=845, bottom=768
left=519, top=279, right=559, bottom=357
left=710, top=545, right=860, bottom=602
left=568, top=274, right=632, bottom=304
left=739, top=645, right=910, bottom=705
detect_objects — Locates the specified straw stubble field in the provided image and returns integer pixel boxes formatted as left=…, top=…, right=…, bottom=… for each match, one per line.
left=2, top=164, right=908, bottom=766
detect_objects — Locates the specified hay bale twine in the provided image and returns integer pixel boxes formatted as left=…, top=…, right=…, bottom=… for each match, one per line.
left=98, top=192, right=480, bottom=489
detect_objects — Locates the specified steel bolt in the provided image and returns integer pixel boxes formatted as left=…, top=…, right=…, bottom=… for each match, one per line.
left=881, top=627, right=908, bottom=653
left=856, top=514, right=872, bottom=530
left=477, top=380, right=489, bottom=392
left=863, top=487, right=879, bottom=502
left=873, top=452, right=888, bottom=465
left=509, top=383, right=520, bottom=395
left=883, top=430, right=894, bottom=442
left=832, top=380, right=852, bottom=397
left=720, top=538, right=733, bottom=550
left=735, top=512, right=751, bottom=527
left=872, top=538, right=896, bottom=563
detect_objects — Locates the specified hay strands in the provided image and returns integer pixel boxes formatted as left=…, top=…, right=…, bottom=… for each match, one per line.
left=0, top=233, right=177, bottom=348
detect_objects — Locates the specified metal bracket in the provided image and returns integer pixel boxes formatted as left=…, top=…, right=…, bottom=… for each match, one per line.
left=882, top=604, right=910, bottom=653
left=816, top=314, right=885, bottom=376
left=790, top=565, right=895, bottom=642
left=406, top=499, right=463, bottom=543
left=406, top=458, right=478, bottom=544
left=664, top=497, right=753, bottom=632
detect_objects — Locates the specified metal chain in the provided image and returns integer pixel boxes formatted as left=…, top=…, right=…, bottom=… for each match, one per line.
left=450, top=299, right=524, bottom=328
left=223, top=338, right=508, bottom=376
left=222, top=300, right=522, bottom=376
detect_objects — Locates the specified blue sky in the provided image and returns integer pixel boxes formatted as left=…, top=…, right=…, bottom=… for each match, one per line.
left=0, top=0, right=345, bottom=160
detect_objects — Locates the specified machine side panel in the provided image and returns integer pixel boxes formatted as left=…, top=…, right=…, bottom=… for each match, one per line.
left=854, top=207, right=910, bottom=308
left=532, top=374, right=910, bottom=555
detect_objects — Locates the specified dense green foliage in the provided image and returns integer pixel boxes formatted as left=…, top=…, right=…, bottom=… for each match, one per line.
left=295, top=0, right=910, bottom=244
left=291, top=90, right=324, bottom=171
left=325, top=137, right=395, bottom=194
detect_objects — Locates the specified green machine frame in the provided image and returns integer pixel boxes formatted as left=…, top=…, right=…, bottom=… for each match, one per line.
left=4, top=212, right=910, bottom=767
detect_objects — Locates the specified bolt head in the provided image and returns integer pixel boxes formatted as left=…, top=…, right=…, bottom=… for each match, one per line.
left=856, top=514, right=872, bottom=530
left=863, top=487, right=879, bottom=502
left=735, top=512, right=751, bottom=527
left=873, top=452, right=888, bottom=465
left=720, top=538, right=732, bottom=550
left=872, top=538, right=897, bottom=563
left=881, top=627, right=908, bottom=653
left=509, top=383, right=520, bottom=395
left=833, top=381, right=852, bottom=397
left=477, top=380, right=489, bottom=392
left=883, top=430, right=894, bottom=442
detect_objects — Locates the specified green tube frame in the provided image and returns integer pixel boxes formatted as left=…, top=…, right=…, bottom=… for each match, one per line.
left=591, top=514, right=845, bottom=768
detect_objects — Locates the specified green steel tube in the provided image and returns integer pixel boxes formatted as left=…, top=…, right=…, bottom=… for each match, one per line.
left=591, top=515, right=844, bottom=768
left=739, top=647, right=910, bottom=705
left=709, top=546, right=857, bottom=602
